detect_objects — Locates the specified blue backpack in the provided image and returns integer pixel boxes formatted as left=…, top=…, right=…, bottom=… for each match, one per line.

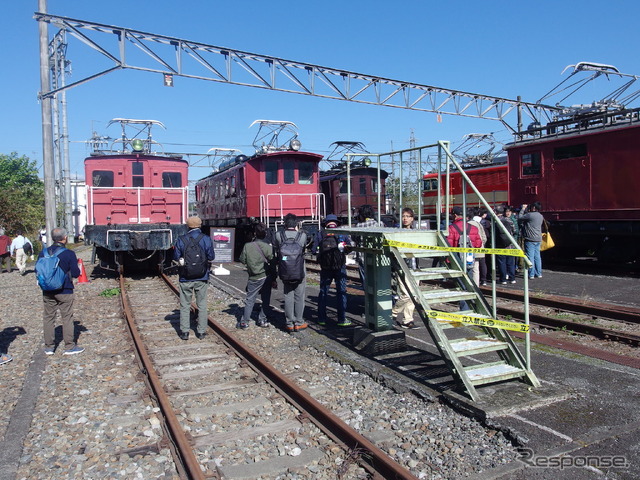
left=36, top=248, right=68, bottom=291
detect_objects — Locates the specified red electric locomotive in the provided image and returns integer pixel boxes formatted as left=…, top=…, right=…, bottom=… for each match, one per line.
left=84, top=119, right=189, bottom=270
left=195, top=120, right=325, bottom=245
left=422, top=156, right=508, bottom=218
left=320, top=141, right=391, bottom=225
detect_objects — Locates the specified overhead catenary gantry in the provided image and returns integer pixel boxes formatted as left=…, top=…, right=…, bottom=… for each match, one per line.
left=35, top=12, right=562, bottom=134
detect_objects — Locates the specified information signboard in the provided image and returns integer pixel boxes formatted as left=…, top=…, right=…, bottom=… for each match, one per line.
left=210, top=228, right=235, bottom=263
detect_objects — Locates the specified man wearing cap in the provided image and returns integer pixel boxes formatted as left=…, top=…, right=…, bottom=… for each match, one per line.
left=312, top=215, right=354, bottom=327
left=174, top=216, right=215, bottom=340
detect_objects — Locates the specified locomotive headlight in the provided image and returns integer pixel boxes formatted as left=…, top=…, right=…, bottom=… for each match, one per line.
left=362, top=157, right=372, bottom=167
left=131, top=139, right=144, bottom=152
left=289, top=139, right=302, bottom=151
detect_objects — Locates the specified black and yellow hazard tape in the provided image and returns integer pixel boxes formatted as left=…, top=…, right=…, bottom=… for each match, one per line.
left=384, top=239, right=525, bottom=257
left=427, top=310, right=530, bottom=333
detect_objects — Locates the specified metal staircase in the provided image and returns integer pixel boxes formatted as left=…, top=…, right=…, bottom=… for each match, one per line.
left=384, top=229, right=540, bottom=402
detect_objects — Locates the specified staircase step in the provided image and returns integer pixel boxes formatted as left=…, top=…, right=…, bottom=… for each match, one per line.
left=411, top=268, right=465, bottom=280
left=397, top=248, right=448, bottom=258
left=463, top=362, right=527, bottom=386
left=422, top=289, right=477, bottom=304
left=450, top=337, right=509, bottom=356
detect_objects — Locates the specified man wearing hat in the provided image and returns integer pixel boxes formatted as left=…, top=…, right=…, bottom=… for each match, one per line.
left=312, top=214, right=354, bottom=327
left=174, top=216, right=215, bottom=340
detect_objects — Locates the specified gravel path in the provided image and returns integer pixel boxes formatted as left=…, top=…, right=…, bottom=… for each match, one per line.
left=0, top=246, right=519, bottom=479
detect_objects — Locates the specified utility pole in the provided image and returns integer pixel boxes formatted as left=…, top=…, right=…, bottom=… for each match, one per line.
left=39, top=0, right=56, bottom=236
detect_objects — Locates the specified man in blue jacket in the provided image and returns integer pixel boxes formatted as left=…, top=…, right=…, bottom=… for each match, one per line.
left=36, top=227, right=82, bottom=355
left=174, top=216, right=215, bottom=340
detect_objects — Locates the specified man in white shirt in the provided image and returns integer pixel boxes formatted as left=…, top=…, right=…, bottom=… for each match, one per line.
left=10, top=230, right=32, bottom=275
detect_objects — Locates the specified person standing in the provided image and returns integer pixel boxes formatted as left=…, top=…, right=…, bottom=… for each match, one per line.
left=447, top=207, right=483, bottom=311
left=36, top=227, right=83, bottom=355
left=10, top=230, right=32, bottom=275
left=274, top=213, right=308, bottom=333
left=174, top=216, right=215, bottom=340
left=519, top=202, right=545, bottom=279
left=39, top=227, right=47, bottom=249
left=494, top=206, right=516, bottom=284
left=393, top=208, right=419, bottom=328
left=312, top=214, right=354, bottom=327
left=0, top=229, right=11, bottom=273
left=239, top=222, right=274, bottom=329
left=468, top=208, right=487, bottom=287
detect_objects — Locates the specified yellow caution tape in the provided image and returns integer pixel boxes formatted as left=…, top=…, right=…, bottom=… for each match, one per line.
left=384, top=239, right=525, bottom=257
left=427, top=310, right=530, bottom=333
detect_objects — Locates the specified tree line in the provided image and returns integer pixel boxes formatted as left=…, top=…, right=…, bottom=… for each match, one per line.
left=0, top=152, right=46, bottom=240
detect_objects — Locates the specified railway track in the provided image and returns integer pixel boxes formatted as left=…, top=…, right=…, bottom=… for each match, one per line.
left=119, top=271, right=418, bottom=479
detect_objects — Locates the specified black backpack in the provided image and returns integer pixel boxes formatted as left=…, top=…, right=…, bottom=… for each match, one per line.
left=318, top=233, right=345, bottom=270
left=180, top=233, right=208, bottom=279
left=23, top=241, right=33, bottom=256
left=277, top=231, right=305, bottom=282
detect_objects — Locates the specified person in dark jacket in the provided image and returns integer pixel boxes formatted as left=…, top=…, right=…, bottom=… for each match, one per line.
left=312, top=214, right=354, bottom=327
left=36, top=227, right=83, bottom=355
left=173, top=216, right=215, bottom=340
left=0, top=229, right=11, bottom=273
left=239, top=222, right=275, bottom=329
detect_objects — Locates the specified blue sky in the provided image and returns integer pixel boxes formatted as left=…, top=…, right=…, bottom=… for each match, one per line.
left=2, top=0, right=639, bottom=181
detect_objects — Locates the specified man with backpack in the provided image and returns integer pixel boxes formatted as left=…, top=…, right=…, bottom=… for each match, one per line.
left=274, top=213, right=308, bottom=333
left=10, top=230, right=33, bottom=275
left=173, top=216, right=215, bottom=340
left=312, top=214, right=354, bottom=327
left=35, top=227, right=83, bottom=355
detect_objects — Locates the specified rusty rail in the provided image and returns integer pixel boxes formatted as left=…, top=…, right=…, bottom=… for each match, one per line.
left=160, top=271, right=418, bottom=480
left=119, top=273, right=207, bottom=480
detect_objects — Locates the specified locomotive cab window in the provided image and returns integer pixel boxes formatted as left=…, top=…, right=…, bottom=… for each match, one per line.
left=371, top=178, right=379, bottom=193
left=265, top=160, right=278, bottom=184
left=299, top=162, right=313, bottom=185
left=359, top=178, right=367, bottom=194
left=132, top=161, right=144, bottom=187
left=162, top=172, right=182, bottom=188
left=284, top=161, right=295, bottom=184
left=521, top=152, right=541, bottom=176
left=93, top=170, right=114, bottom=187
left=339, top=179, right=348, bottom=194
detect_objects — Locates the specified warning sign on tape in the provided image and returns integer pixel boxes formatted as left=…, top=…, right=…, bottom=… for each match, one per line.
left=427, top=310, right=530, bottom=333
left=384, top=239, right=525, bottom=257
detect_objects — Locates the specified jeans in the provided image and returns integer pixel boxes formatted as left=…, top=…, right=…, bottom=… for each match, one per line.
left=283, top=278, right=306, bottom=327
left=179, top=280, right=209, bottom=334
left=524, top=241, right=542, bottom=277
left=496, top=254, right=516, bottom=282
left=243, top=276, right=272, bottom=324
left=318, top=267, right=347, bottom=323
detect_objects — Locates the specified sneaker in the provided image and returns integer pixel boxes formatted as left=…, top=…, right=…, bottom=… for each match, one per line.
left=195, top=332, right=207, bottom=339
left=295, top=323, right=308, bottom=331
left=256, top=321, right=269, bottom=328
left=500, top=281, right=507, bottom=285
left=480, top=282, right=487, bottom=286
left=44, top=348, right=55, bottom=356
left=400, top=322, right=418, bottom=329
left=286, top=325, right=296, bottom=333
left=63, top=346, right=85, bottom=356
left=337, top=319, right=353, bottom=327
left=535, top=275, right=542, bottom=278
left=317, top=320, right=326, bottom=326
left=179, top=331, right=189, bottom=341
left=0, top=353, right=13, bottom=365
left=510, top=280, right=517, bottom=284
left=236, top=322, right=249, bottom=330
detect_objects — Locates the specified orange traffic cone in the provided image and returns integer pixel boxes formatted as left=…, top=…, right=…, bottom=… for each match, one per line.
left=77, top=259, right=89, bottom=284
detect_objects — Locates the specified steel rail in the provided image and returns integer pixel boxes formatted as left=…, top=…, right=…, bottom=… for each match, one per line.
left=485, top=287, right=640, bottom=325
left=119, top=273, right=207, bottom=480
left=160, top=272, right=418, bottom=480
